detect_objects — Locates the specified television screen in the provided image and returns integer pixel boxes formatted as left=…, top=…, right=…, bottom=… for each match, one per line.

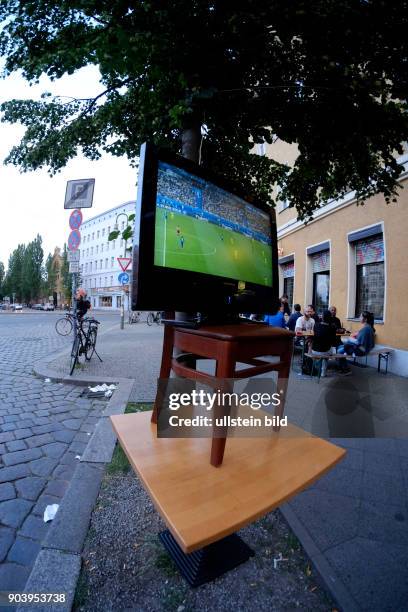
left=154, top=162, right=273, bottom=287
left=132, top=144, right=278, bottom=316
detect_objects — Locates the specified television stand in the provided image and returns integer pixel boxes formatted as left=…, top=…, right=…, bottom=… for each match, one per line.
left=153, top=321, right=294, bottom=466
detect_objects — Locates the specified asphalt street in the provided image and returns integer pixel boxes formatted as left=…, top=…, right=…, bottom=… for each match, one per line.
left=0, top=311, right=119, bottom=592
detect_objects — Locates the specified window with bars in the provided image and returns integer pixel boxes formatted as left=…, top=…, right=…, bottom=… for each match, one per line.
left=354, top=234, right=384, bottom=319
left=356, top=263, right=384, bottom=319
left=283, top=277, right=294, bottom=309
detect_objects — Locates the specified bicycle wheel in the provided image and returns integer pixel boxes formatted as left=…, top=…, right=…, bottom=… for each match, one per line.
left=70, top=336, right=80, bottom=375
left=147, top=312, right=154, bottom=326
left=55, top=317, right=73, bottom=336
left=85, top=328, right=97, bottom=360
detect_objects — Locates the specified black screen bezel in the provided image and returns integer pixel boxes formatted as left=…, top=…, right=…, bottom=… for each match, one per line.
left=131, top=143, right=279, bottom=314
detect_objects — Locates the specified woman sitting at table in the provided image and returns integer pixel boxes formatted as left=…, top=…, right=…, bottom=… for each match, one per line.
left=311, top=310, right=337, bottom=377
left=337, top=311, right=376, bottom=358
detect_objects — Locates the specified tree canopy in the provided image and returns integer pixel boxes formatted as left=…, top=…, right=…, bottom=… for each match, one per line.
left=1, top=1, right=408, bottom=218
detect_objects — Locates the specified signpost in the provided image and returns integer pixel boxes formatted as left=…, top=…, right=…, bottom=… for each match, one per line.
left=117, top=257, right=132, bottom=272
left=65, top=180, right=92, bottom=334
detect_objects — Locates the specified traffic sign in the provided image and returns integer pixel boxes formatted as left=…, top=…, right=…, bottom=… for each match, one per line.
left=117, top=257, right=131, bottom=271
left=69, top=262, right=80, bottom=273
left=64, top=179, right=95, bottom=209
left=68, top=229, right=81, bottom=251
left=69, top=209, right=83, bottom=230
left=67, top=251, right=80, bottom=262
left=118, top=272, right=130, bottom=285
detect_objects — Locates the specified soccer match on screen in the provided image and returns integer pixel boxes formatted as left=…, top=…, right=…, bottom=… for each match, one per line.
left=154, top=162, right=273, bottom=286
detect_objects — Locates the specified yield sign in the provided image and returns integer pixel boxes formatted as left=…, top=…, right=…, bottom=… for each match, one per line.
left=117, top=257, right=131, bottom=271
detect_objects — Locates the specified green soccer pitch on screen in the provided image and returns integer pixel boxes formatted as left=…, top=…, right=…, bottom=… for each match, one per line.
left=153, top=162, right=273, bottom=287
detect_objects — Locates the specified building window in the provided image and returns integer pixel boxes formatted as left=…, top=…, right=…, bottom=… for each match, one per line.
left=101, top=244, right=104, bottom=253
left=354, top=235, right=384, bottom=319
left=97, top=230, right=100, bottom=238
left=85, top=263, right=88, bottom=273
left=91, top=247, right=93, bottom=255
left=105, top=258, right=108, bottom=268
left=110, top=275, right=113, bottom=286
left=92, top=233, right=94, bottom=240
left=111, top=257, right=114, bottom=267
left=104, top=276, right=107, bottom=286
left=311, top=250, right=330, bottom=315
left=112, top=240, right=115, bottom=249
left=96, top=245, right=99, bottom=254
left=280, top=261, right=294, bottom=309
left=100, top=259, right=103, bottom=269
left=102, top=228, right=105, bottom=237
left=95, top=260, right=97, bottom=270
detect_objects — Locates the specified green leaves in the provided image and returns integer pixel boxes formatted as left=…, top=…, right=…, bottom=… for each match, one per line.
left=1, top=1, right=408, bottom=217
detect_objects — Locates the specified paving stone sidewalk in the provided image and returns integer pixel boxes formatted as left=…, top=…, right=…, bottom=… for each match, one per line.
left=0, top=315, right=109, bottom=593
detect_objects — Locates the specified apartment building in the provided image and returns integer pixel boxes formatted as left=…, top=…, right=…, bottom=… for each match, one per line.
left=262, top=139, right=408, bottom=376
left=79, top=201, right=135, bottom=310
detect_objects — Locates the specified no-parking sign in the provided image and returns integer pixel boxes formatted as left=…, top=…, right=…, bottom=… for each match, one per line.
left=69, top=209, right=83, bottom=230
left=68, top=230, right=81, bottom=251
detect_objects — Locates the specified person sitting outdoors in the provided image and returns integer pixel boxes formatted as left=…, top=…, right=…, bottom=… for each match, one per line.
left=295, top=305, right=315, bottom=353
left=287, top=303, right=302, bottom=331
left=308, top=304, right=320, bottom=324
left=329, top=305, right=346, bottom=349
left=295, top=305, right=315, bottom=333
left=264, top=304, right=287, bottom=328
left=76, top=288, right=91, bottom=320
left=311, top=309, right=337, bottom=377
left=280, top=294, right=291, bottom=317
left=338, top=311, right=375, bottom=359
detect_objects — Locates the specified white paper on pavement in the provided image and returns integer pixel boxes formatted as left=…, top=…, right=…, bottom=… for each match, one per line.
left=43, top=504, right=59, bottom=523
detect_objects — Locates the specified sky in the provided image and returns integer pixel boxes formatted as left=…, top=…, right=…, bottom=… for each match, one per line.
left=0, top=65, right=138, bottom=268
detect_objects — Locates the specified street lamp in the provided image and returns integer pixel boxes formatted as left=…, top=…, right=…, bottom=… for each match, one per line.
left=114, top=212, right=129, bottom=330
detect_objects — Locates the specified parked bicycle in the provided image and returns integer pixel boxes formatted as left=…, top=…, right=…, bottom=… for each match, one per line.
left=128, top=311, right=141, bottom=324
left=55, top=312, right=76, bottom=336
left=146, top=311, right=163, bottom=326
left=70, top=317, right=102, bottom=375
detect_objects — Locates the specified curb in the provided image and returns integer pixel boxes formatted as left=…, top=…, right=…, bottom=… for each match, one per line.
left=279, top=503, right=361, bottom=612
left=17, top=371, right=134, bottom=611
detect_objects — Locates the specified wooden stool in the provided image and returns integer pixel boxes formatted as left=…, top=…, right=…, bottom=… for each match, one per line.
left=152, top=323, right=294, bottom=467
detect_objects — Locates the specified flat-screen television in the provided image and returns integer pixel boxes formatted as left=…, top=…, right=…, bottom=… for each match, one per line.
left=131, top=143, right=279, bottom=317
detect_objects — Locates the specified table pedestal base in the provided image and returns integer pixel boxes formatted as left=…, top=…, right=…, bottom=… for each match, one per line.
left=159, top=530, right=254, bottom=587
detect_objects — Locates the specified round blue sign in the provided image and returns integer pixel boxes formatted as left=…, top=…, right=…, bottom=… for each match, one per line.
left=118, top=272, right=129, bottom=285
left=68, top=229, right=81, bottom=251
left=69, top=209, right=83, bottom=230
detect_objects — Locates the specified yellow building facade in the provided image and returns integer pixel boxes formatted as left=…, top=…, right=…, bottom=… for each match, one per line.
left=265, top=143, right=408, bottom=376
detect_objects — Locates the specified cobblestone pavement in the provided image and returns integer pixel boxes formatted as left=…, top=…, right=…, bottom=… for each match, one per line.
left=0, top=313, right=116, bottom=592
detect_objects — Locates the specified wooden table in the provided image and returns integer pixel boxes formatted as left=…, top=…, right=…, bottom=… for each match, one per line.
left=111, top=410, right=345, bottom=554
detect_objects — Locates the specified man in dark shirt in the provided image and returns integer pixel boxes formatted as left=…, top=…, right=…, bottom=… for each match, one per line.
left=329, top=305, right=345, bottom=348
left=287, top=304, right=302, bottom=331
left=311, top=310, right=336, bottom=377
left=308, top=304, right=320, bottom=324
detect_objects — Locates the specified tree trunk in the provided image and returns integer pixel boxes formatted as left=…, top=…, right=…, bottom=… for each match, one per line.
left=175, top=123, right=202, bottom=330
left=181, top=125, right=201, bottom=163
